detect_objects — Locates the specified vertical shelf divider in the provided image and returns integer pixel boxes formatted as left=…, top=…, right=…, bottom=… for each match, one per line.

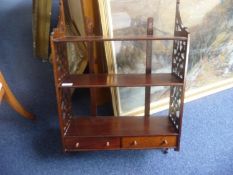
left=145, top=17, right=154, bottom=117
left=86, top=20, right=97, bottom=116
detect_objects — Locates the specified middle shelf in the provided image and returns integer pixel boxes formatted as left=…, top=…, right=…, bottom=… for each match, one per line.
left=60, top=73, right=184, bottom=88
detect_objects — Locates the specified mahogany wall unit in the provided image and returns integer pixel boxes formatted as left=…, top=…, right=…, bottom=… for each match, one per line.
left=51, top=0, right=190, bottom=153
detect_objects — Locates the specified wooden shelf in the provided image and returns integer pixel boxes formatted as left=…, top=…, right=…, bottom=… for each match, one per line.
left=60, top=73, right=183, bottom=88
left=65, top=116, right=178, bottom=138
left=53, top=35, right=188, bottom=43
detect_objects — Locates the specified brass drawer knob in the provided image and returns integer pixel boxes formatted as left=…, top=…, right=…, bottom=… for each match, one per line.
left=106, top=142, right=110, bottom=147
left=133, top=140, right=138, bottom=146
left=162, top=139, right=168, bottom=145
left=75, top=142, right=80, bottom=148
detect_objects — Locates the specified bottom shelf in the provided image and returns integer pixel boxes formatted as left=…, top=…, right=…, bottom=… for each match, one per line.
left=63, top=116, right=179, bottom=151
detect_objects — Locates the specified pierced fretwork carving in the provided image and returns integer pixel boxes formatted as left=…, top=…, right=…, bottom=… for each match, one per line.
left=174, top=0, right=187, bottom=34
left=175, top=14, right=185, bottom=33
left=55, top=43, right=69, bottom=83
left=52, top=41, right=72, bottom=133
left=169, top=0, right=189, bottom=132
left=172, top=0, right=189, bottom=80
left=169, top=86, right=183, bottom=130
left=59, top=88, right=72, bottom=131
left=172, top=39, right=187, bottom=79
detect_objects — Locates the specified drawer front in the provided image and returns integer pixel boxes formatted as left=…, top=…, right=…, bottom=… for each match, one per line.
left=121, top=136, right=177, bottom=149
left=64, top=137, right=120, bottom=150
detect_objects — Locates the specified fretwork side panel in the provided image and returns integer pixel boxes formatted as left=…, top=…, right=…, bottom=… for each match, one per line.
left=172, top=39, right=187, bottom=80
left=53, top=41, right=72, bottom=133
left=169, top=1, right=189, bottom=136
left=55, top=43, right=70, bottom=83
left=175, top=13, right=185, bottom=33
left=169, top=86, right=183, bottom=130
left=172, top=0, right=189, bottom=80
left=174, top=0, right=187, bottom=35
left=59, top=88, right=72, bottom=131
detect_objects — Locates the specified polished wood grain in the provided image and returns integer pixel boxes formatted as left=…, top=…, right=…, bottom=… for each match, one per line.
left=60, top=73, right=183, bottom=88
left=65, top=117, right=178, bottom=137
left=122, top=136, right=177, bottom=149
left=64, top=137, right=120, bottom=150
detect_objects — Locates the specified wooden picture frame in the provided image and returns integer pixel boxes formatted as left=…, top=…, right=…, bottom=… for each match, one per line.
left=98, top=0, right=233, bottom=116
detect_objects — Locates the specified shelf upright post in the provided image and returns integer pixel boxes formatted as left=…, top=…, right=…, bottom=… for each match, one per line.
left=86, top=19, right=97, bottom=116
left=145, top=17, right=154, bottom=117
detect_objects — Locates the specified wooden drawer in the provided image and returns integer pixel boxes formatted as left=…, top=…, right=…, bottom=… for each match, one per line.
left=121, top=136, right=177, bottom=149
left=64, top=137, right=120, bottom=150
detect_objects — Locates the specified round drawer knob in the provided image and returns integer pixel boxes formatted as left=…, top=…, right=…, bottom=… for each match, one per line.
left=106, top=142, right=110, bottom=147
left=75, top=142, right=80, bottom=148
left=133, top=140, right=138, bottom=146
left=162, top=139, right=168, bottom=145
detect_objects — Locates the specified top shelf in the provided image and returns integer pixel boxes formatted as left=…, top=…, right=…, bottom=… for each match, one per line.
left=53, top=35, right=188, bottom=43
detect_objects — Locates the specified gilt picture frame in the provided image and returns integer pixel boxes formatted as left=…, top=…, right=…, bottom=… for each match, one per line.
left=32, top=0, right=52, bottom=59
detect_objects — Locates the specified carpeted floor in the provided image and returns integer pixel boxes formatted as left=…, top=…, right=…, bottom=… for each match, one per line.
left=0, top=1, right=233, bottom=175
